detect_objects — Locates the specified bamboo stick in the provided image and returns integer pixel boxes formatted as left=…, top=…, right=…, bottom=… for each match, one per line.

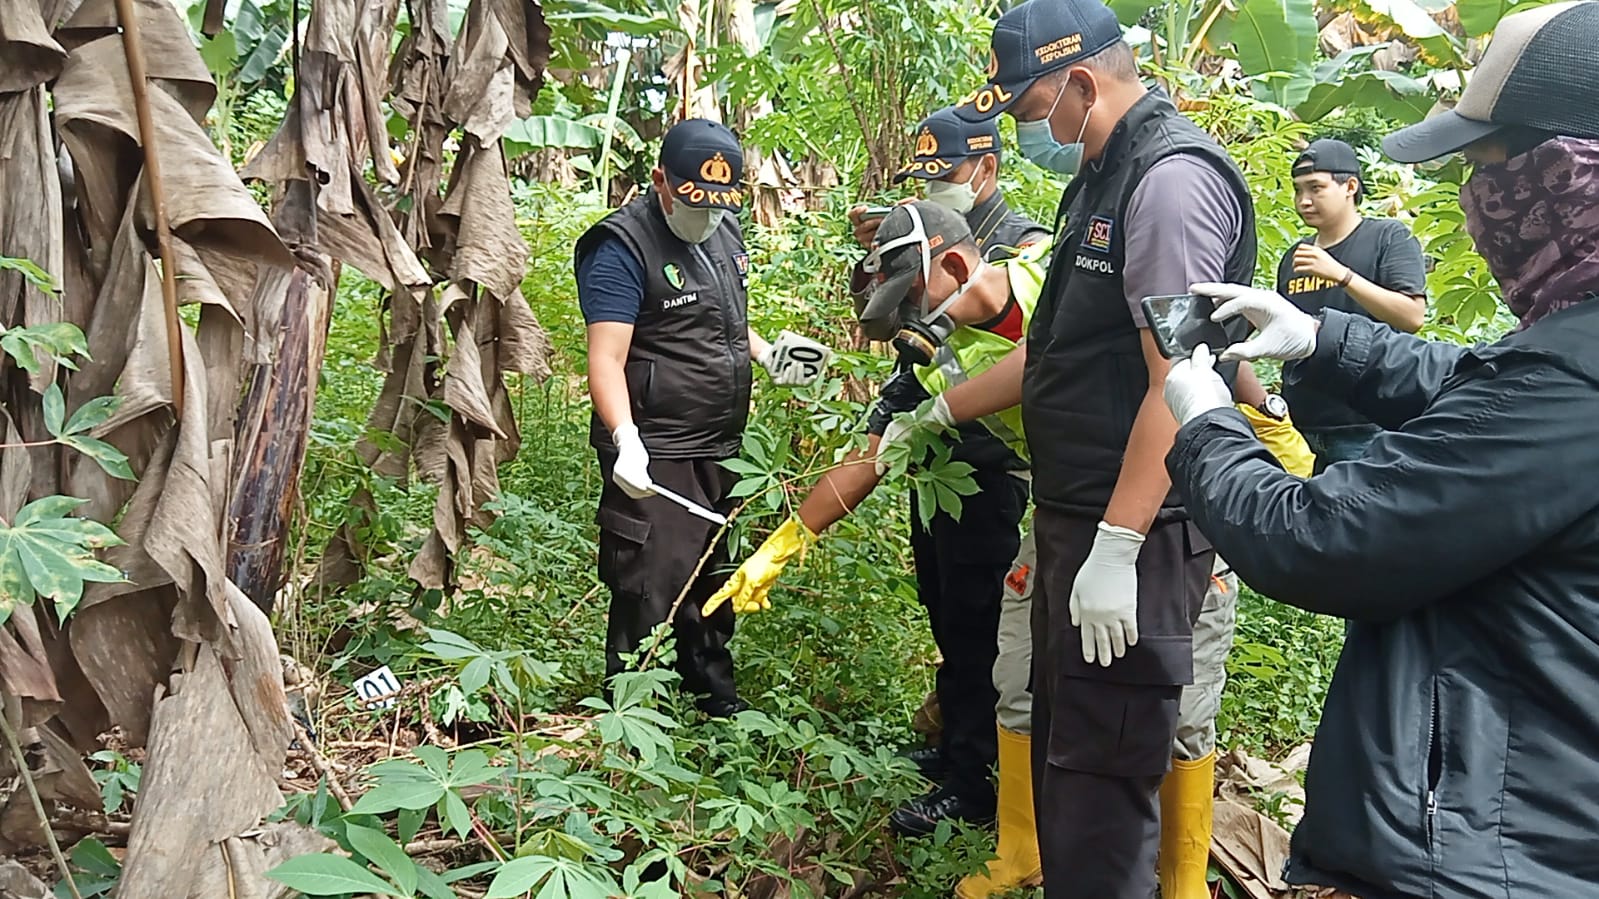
left=113, top=0, right=185, bottom=418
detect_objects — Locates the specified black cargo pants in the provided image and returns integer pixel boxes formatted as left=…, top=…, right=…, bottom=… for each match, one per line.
left=908, top=466, right=1029, bottom=808
left=1030, top=508, right=1214, bottom=899
left=596, top=452, right=739, bottom=702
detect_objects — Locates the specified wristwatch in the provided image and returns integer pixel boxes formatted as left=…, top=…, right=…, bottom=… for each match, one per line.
left=1257, top=393, right=1289, bottom=421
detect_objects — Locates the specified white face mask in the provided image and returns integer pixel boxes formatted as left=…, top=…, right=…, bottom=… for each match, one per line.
left=925, top=164, right=986, bottom=215
left=663, top=198, right=725, bottom=244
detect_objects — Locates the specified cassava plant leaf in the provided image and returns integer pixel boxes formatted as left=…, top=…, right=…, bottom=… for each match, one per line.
left=0, top=495, right=127, bottom=624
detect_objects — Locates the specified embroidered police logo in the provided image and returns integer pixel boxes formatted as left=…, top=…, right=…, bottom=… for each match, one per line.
left=700, top=153, right=734, bottom=185
left=663, top=262, right=685, bottom=289
left=733, top=252, right=750, bottom=276
left=1083, top=215, right=1115, bottom=254
left=915, top=128, right=939, bottom=158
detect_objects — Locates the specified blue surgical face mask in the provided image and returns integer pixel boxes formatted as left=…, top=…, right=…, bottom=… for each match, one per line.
left=1015, top=81, right=1092, bottom=177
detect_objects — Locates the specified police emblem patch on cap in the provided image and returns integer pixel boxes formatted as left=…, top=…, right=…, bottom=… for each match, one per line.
left=699, top=153, right=734, bottom=185
left=663, top=262, right=685, bottom=289
left=1083, top=215, right=1115, bottom=253
left=915, top=128, right=939, bottom=158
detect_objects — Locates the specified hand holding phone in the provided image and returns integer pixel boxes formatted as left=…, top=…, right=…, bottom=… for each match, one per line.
left=849, top=206, right=892, bottom=248
left=1140, top=293, right=1239, bottom=360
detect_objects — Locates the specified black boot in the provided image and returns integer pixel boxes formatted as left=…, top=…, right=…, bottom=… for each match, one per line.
left=696, top=695, right=750, bottom=719
left=889, top=785, right=996, bottom=837
left=899, top=745, right=949, bottom=782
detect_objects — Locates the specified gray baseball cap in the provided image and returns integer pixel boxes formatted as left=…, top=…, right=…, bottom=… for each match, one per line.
left=1383, top=1, right=1599, bottom=163
left=856, top=202, right=974, bottom=341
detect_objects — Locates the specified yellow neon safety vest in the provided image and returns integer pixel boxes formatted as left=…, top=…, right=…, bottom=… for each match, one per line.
left=913, top=238, right=1050, bottom=464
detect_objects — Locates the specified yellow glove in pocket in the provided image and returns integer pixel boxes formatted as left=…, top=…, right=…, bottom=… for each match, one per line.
left=1237, top=403, right=1315, bottom=478
left=701, top=517, right=816, bottom=616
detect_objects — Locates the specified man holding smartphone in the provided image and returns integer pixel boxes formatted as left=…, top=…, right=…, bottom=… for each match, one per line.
left=1277, top=138, right=1428, bottom=469
left=884, top=0, right=1261, bottom=894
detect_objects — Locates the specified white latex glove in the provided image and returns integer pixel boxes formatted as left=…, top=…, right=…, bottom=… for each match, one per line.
left=1191, top=282, right=1319, bottom=363
left=610, top=423, right=656, bottom=499
left=1069, top=522, right=1145, bottom=667
left=758, top=331, right=832, bottom=387
left=1163, top=343, right=1234, bottom=427
left=875, top=394, right=955, bottom=475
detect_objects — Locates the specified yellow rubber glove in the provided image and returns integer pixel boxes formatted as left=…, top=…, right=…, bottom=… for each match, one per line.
left=701, top=517, right=815, bottom=616
left=1236, top=403, right=1315, bottom=478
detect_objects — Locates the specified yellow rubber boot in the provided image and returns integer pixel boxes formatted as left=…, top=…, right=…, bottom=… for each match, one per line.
left=1158, top=752, right=1216, bottom=899
left=955, top=727, right=1042, bottom=898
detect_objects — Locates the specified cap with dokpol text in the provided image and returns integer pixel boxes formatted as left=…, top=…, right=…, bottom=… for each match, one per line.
left=858, top=202, right=974, bottom=340
left=661, top=118, right=744, bottom=211
left=1293, top=138, right=1363, bottom=177
left=1382, top=1, right=1599, bottom=163
left=954, top=0, right=1123, bottom=122
left=893, top=107, right=1003, bottom=184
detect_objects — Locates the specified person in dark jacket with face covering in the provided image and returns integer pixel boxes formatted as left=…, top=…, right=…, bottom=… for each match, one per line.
left=1160, top=3, right=1599, bottom=896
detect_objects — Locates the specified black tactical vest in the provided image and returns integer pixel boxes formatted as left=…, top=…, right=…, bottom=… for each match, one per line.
left=1024, top=90, right=1256, bottom=519
left=575, top=194, right=753, bottom=460
left=969, top=190, right=1051, bottom=262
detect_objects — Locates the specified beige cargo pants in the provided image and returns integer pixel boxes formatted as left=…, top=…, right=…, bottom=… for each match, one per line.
left=993, top=524, right=1235, bottom=758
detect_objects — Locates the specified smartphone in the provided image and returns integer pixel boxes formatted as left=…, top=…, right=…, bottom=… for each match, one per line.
left=860, top=206, right=895, bottom=219
left=1140, top=293, right=1237, bottom=360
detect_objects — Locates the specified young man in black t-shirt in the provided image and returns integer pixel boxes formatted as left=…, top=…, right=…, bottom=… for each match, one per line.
left=1275, top=138, right=1428, bottom=469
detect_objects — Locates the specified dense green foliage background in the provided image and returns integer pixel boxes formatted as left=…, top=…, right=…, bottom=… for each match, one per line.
left=46, top=0, right=1535, bottom=895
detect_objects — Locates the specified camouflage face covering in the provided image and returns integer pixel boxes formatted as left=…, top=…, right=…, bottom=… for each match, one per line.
left=1461, top=137, right=1599, bottom=330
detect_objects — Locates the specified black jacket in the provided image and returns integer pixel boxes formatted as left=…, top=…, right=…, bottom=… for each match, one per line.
left=575, top=195, right=751, bottom=460
left=1168, top=304, right=1599, bottom=898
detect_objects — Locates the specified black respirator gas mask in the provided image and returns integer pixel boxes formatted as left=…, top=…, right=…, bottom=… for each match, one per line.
left=855, top=205, right=968, bottom=367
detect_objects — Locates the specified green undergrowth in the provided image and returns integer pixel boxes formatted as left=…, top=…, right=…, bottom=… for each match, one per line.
left=261, top=164, right=1362, bottom=895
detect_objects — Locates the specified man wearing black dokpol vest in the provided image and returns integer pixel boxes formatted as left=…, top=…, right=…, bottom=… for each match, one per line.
left=917, top=0, right=1259, bottom=894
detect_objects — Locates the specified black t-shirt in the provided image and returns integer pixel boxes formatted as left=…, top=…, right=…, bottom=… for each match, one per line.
left=1275, top=218, right=1427, bottom=430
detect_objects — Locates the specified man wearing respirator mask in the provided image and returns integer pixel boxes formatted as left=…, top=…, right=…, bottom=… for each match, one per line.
left=847, top=107, right=1049, bottom=262
left=807, top=111, right=1047, bottom=839
left=837, top=104, right=1048, bottom=812
left=1162, top=3, right=1599, bottom=896
left=705, top=202, right=1047, bottom=857
left=574, top=119, right=829, bottom=719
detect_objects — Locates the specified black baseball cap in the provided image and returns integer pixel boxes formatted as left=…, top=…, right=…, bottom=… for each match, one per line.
left=893, top=107, right=1003, bottom=184
left=1293, top=139, right=1362, bottom=177
left=859, top=202, right=975, bottom=339
left=1383, top=1, right=1599, bottom=163
left=954, top=0, right=1123, bottom=122
left=660, top=118, right=744, bottom=211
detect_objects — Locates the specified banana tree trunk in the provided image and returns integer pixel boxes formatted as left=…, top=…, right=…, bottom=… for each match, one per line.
left=225, top=260, right=338, bottom=612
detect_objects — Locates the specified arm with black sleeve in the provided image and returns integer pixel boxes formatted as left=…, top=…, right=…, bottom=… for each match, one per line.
left=1169, top=345, right=1599, bottom=620
left=1199, top=284, right=1469, bottom=430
